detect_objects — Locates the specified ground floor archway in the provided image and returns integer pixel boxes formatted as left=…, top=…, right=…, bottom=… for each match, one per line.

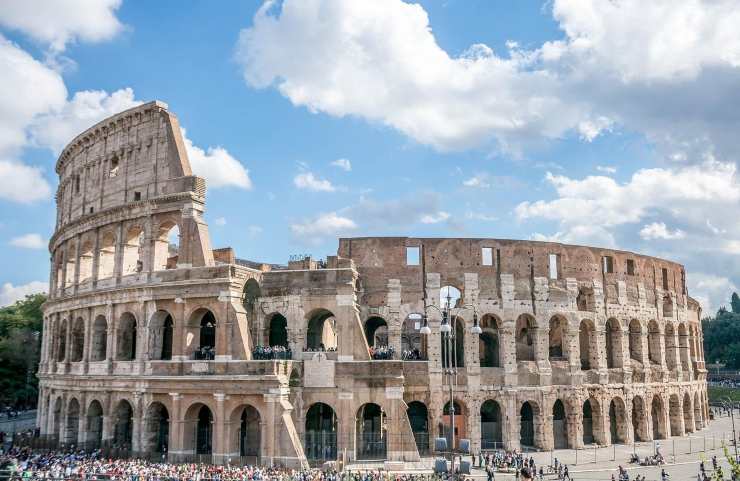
left=407, top=401, right=429, bottom=455
left=356, top=403, right=387, bottom=460
left=481, top=400, right=502, bottom=450
left=305, top=403, right=337, bottom=462
left=86, top=400, right=104, bottom=448
left=143, top=402, right=169, bottom=454
left=553, top=399, right=568, bottom=449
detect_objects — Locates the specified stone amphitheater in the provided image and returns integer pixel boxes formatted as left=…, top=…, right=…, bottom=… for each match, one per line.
left=37, top=101, right=708, bottom=467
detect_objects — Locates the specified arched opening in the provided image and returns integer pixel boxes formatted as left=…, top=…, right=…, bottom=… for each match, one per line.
left=70, top=317, right=85, bottom=362
left=78, top=240, right=94, bottom=284
left=401, top=314, right=426, bottom=360
left=122, top=226, right=144, bottom=275
left=651, top=396, right=666, bottom=440
left=97, top=232, right=116, bottom=280
left=553, top=399, right=568, bottom=449
left=583, top=399, right=594, bottom=445
left=113, top=400, right=134, bottom=448
left=64, top=242, right=76, bottom=288
left=609, top=398, right=627, bottom=444
left=693, top=392, right=702, bottom=431
left=183, top=404, right=214, bottom=455
left=442, top=401, right=466, bottom=448
left=516, top=314, right=536, bottom=362
left=364, top=316, right=388, bottom=348
left=669, top=394, right=682, bottom=436
left=306, top=309, right=337, bottom=351
left=662, top=295, right=673, bottom=318
left=648, top=320, right=662, bottom=365
left=441, top=316, right=465, bottom=368
left=54, top=253, right=64, bottom=294
left=86, top=400, right=103, bottom=448
left=242, top=279, right=260, bottom=322
left=580, top=319, right=596, bottom=370
left=91, top=316, right=107, bottom=361
left=65, top=398, right=80, bottom=444
left=187, top=309, right=216, bottom=360
left=479, top=315, right=500, bottom=367
left=116, top=313, right=137, bottom=361
left=683, top=393, right=693, bottom=433
left=605, top=318, right=622, bottom=368
left=305, top=403, right=337, bottom=463
left=235, top=405, right=261, bottom=459
left=407, top=401, right=429, bottom=454
left=440, top=285, right=462, bottom=309
left=481, top=400, right=502, bottom=449
left=143, top=402, right=169, bottom=454
left=520, top=401, right=536, bottom=448
left=549, top=316, right=565, bottom=360
left=664, top=323, right=677, bottom=370
left=632, top=396, right=647, bottom=442
left=149, top=311, right=174, bottom=360
left=678, top=323, right=691, bottom=371
left=153, top=222, right=180, bottom=270
left=628, top=319, right=643, bottom=364
left=262, top=313, right=288, bottom=349
left=56, top=320, right=68, bottom=362
left=356, top=403, right=386, bottom=460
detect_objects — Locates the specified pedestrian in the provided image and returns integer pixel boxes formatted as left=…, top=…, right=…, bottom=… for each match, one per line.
left=520, top=467, right=534, bottom=481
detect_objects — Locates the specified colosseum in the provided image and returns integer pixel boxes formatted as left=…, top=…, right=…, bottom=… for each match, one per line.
left=37, top=101, right=708, bottom=467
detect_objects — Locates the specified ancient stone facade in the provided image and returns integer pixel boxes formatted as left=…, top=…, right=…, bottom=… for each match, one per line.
left=38, top=102, right=708, bottom=467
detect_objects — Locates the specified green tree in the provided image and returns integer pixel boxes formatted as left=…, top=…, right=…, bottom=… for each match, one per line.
left=732, top=292, right=740, bottom=314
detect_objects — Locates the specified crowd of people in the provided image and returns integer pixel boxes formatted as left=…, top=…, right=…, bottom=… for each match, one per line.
left=369, top=346, right=394, bottom=360
left=193, top=346, right=216, bottom=361
left=401, top=349, right=424, bottom=361
left=252, top=346, right=292, bottom=360
left=303, top=345, right=337, bottom=353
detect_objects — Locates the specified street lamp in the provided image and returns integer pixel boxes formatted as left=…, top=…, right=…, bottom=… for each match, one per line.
left=420, top=290, right=481, bottom=475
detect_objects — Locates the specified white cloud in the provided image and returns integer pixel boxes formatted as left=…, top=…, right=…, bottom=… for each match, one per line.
left=577, top=116, right=612, bottom=142
left=420, top=211, right=451, bottom=224
left=290, top=212, right=356, bottom=244
left=463, top=174, right=491, bottom=189
left=0, top=0, right=123, bottom=52
left=213, top=217, right=227, bottom=226
left=181, top=129, right=252, bottom=190
left=0, top=160, right=52, bottom=203
left=293, top=172, right=336, bottom=192
left=688, top=273, right=737, bottom=315
left=0, top=281, right=47, bottom=307
left=596, top=165, right=616, bottom=174
left=9, top=233, right=45, bottom=249
left=331, top=158, right=351, bottom=171
left=639, top=222, right=686, bottom=241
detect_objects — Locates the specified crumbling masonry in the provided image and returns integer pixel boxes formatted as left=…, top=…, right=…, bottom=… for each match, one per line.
left=37, top=102, right=708, bottom=467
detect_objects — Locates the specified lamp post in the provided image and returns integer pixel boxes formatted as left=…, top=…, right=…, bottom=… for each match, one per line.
left=722, top=397, right=739, bottom=462
left=420, top=291, right=482, bottom=475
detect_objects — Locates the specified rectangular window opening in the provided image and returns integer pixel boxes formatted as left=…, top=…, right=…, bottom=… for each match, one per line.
left=626, top=259, right=635, bottom=276
left=548, top=253, right=559, bottom=280
left=662, top=268, right=669, bottom=290
left=603, top=256, right=614, bottom=274
left=134, top=191, right=141, bottom=201
left=406, top=246, right=420, bottom=266
left=481, top=247, right=493, bottom=266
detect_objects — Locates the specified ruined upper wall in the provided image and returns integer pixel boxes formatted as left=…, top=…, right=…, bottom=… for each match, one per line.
left=54, top=101, right=197, bottom=229
left=338, top=237, right=689, bottom=310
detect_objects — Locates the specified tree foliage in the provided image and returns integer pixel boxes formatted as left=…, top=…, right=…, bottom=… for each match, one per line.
left=0, top=293, right=46, bottom=408
left=703, top=292, right=740, bottom=369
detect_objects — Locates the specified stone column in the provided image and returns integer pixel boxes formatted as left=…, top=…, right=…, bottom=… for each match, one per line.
left=468, top=399, right=481, bottom=454
left=540, top=413, right=554, bottom=451
left=72, top=234, right=81, bottom=295
left=213, top=393, right=227, bottom=462
left=172, top=300, right=186, bottom=361
left=64, top=312, right=73, bottom=364
left=336, top=393, right=354, bottom=462
left=503, top=394, right=519, bottom=451
left=567, top=410, right=582, bottom=449
left=168, top=393, right=184, bottom=459
left=77, top=392, right=88, bottom=446
left=113, top=222, right=124, bottom=285
left=263, top=393, right=277, bottom=463
left=131, top=393, right=143, bottom=453
left=500, top=325, right=517, bottom=385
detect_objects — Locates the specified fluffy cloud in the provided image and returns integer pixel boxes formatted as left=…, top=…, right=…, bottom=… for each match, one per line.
left=688, top=273, right=737, bottom=315
left=0, top=281, right=47, bottom=307
left=462, top=174, right=491, bottom=189
left=290, top=212, right=357, bottom=244
left=420, top=211, right=451, bottom=224
left=9, top=233, right=45, bottom=249
left=0, top=0, right=123, bottom=52
left=182, top=130, right=252, bottom=190
left=331, top=158, right=351, bottom=171
left=639, top=222, right=686, bottom=241
left=0, top=160, right=52, bottom=203
left=293, top=172, right=335, bottom=192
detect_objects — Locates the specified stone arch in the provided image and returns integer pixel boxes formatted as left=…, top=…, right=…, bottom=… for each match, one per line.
left=549, top=315, right=566, bottom=360
left=552, top=399, right=568, bottom=449
left=651, top=395, right=667, bottom=440
left=632, top=395, right=648, bottom=442
left=519, top=400, right=540, bottom=448
left=242, top=278, right=260, bottom=323
left=267, top=313, right=289, bottom=348
left=149, top=310, right=174, bottom=360
left=480, top=399, right=503, bottom=449
left=579, top=319, right=597, bottom=370
left=663, top=295, right=673, bottom=318
left=402, top=313, right=426, bottom=360
left=65, top=398, right=81, bottom=444
left=78, top=239, right=94, bottom=284
left=440, top=285, right=462, bottom=309
left=407, top=401, right=430, bottom=454
left=648, top=320, right=662, bottom=365
left=669, top=394, right=682, bottom=436
left=693, top=391, right=702, bottom=431
left=664, top=323, right=678, bottom=370
left=97, top=231, right=116, bottom=279
left=56, top=319, right=68, bottom=361
left=86, top=400, right=104, bottom=448
left=183, top=402, right=214, bottom=455
left=188, top=308, right=217, bottom=359
left=479, top=314, right=500, bottom=367
left=305, top=402, right=338, bottom=462
left=678, top=323, right=691, bottom=371
left=306, top=309, right=337, bottom=351
left=609, top=397, right=628, bottom=444
left=683, top=392, right=693, bottom=433
left=90, top=315, right=107, bottom=361
left=628, top=319, right=643, bottom=364
left=230, top=404, right=261, bottom=459
left=64, top=241, right=76, bottom=287
left=116, top=312, right=137, bottom=361
left=582, top=398, right=596, bottom=445
left=113, top=399, right=134, bottom=448
left=356, top=403, right=387, bottom=460
left=153, top=220, right=180, bottom=270
left=143, top=402, right=169, bottom=454
left=605, top=318, right=623, bottom=368
left=516, top=314, right=536, bottom=362
left=364, top=316, right=388, bottom=348
left=122, top=225, right=145, bottom=275
left=70, top=317, right=85, bottom=362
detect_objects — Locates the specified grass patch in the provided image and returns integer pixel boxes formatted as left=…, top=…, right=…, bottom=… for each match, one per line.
left=708, top=386, right=740, bottom=403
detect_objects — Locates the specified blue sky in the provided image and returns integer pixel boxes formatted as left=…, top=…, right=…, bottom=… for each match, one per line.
left=1, top=0, right=740, bottom=312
